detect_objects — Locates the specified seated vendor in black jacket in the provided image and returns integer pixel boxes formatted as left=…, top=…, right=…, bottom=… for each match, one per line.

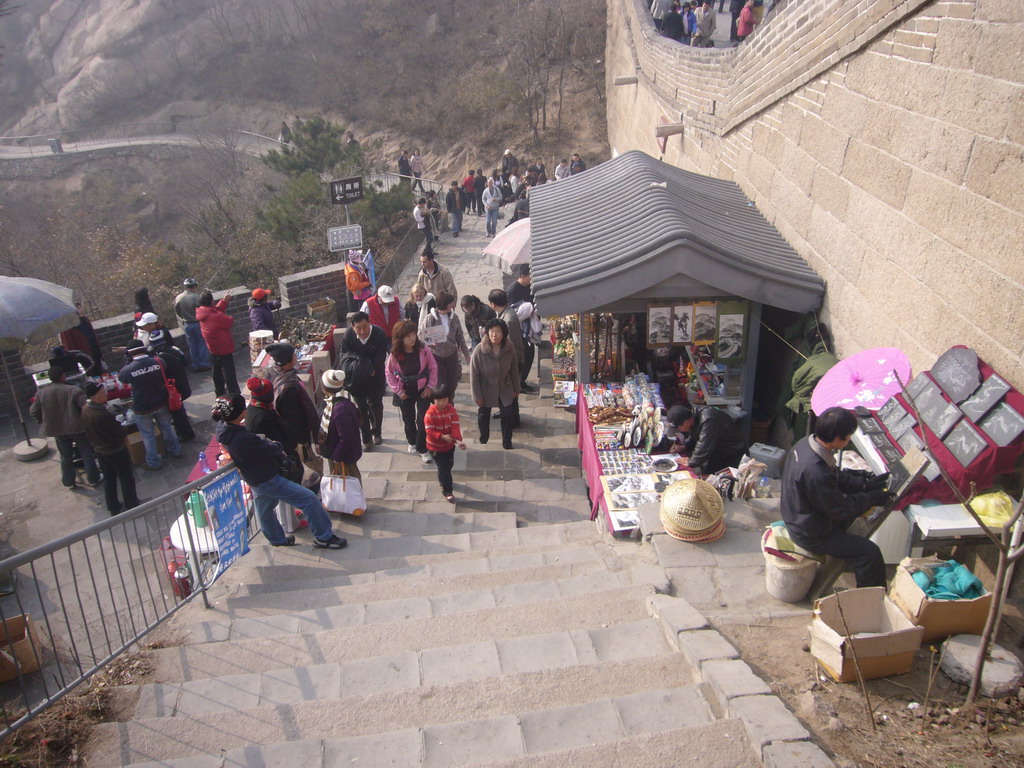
left=780, top=406, right=893, bottom=588
left=667, top=403, right=747, bottom=475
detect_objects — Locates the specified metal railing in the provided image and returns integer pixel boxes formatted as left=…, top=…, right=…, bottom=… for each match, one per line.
left=0, top=463, right=261, bottom=738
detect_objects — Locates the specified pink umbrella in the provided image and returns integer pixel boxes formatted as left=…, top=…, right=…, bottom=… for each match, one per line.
left=482, top=218, right=531, bottom=275
left=811, top=347, right=911, bottom=415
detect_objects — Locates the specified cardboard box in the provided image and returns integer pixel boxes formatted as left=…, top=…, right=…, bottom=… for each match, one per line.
left=126, top=427, right=165, bottom=465
left=0, top=614, right=41, bottom=683
left=810, top=587, right=924, bottom=682
left=889, top=557, right=991, bottom=643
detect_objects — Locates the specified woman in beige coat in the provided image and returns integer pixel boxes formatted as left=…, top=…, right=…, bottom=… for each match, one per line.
left=469, top=318, right=520, bottom=449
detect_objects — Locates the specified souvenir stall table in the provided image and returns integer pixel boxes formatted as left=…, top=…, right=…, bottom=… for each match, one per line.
left=807, top=345, right=1024, bottom=598
left=575, top=375, right=696, bottom=536
left=848, top=346, right=1024, bottom=561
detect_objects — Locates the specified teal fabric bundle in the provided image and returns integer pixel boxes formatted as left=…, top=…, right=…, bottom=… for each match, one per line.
left=912, top=560, right=984, bottom=601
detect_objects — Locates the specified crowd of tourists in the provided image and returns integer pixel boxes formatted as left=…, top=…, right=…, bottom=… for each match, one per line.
left=650, top=0, right=772, bottom=46
left=403, top=147, right=586, bottom=242
left=38, top=223, right=544, bottom=551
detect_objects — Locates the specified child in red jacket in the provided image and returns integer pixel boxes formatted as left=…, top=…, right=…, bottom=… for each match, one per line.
left=424, top=388, right=466, bottom=502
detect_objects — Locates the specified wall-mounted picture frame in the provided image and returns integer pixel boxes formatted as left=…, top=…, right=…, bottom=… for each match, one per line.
left=646, top=304, right=672, bottom=348
left=714, top=300, right=746, bottom=361
left=672, top=304, right=693, bottom=345
left=693, top=302, right=718, bottom=346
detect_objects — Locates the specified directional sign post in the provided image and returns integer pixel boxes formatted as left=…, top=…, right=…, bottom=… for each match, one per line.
left=330, top=177, right=364, bottom=205
left=327, top=225, right=363, bottom=252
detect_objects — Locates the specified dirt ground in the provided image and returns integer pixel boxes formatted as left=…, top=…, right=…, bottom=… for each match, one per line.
left=719, top=616, right=1024, bottom=768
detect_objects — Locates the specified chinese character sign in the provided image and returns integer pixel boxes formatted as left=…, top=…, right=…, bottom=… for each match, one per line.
left=202, top=469, right=251, bottom=581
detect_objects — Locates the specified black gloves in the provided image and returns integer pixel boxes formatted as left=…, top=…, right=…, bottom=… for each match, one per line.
left=868, top=489, right=895, bottom=507
left=839, top=468, right=890, bottom=494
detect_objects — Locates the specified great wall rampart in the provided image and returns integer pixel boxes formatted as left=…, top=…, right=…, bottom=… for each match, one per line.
left=606, top=0, right=1023, bottom=387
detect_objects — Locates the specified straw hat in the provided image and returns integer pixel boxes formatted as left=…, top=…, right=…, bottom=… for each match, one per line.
left=659, top=477, right=726, bottom=543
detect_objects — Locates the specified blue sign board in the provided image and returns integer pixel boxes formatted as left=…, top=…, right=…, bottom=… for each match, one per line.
left=202, top=469, right=251, bottom=581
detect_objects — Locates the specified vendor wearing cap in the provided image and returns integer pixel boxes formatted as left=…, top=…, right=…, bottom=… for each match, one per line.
left=265, top=342, right=320, bottom=454
left=174, top=278, right=211, bottom=372
left=666, top=403, right=747, bottom=475
left=360, top=285, right=405, bottom=349
left=780, top=406, right=893, bottom=588
left=134, top=312, right=169, bottom=353
left=249, top=288, right=282, bottom=339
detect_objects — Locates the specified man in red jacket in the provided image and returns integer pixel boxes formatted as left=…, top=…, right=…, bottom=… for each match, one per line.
left=196, top=290, right=239, bottom=396
left=359, top=285, right=404, bottom=349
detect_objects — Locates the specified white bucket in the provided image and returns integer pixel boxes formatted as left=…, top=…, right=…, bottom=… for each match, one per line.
left=763, top=550, right=818, bottom=603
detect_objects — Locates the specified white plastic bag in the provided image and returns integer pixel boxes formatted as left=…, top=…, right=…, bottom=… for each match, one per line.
left=320, top=473, right=366, bottom=516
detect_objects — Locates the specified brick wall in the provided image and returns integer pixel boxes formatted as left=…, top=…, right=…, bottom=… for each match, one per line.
left=607, top=0, right=1024, bottom=388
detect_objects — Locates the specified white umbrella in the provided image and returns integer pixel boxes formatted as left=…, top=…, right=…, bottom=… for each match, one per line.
left=0, top=277, right=80, bottom=458
left=482, top=218, right=531, bottom=275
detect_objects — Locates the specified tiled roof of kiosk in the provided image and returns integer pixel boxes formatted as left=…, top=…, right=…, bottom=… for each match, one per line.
left=529, top=150, right=825, bottom=314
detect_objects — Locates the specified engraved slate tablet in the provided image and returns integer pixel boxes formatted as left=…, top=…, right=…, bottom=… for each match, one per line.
left=878, top=397, right=906, bottom=433
left=906, top=372, right=931, bottom=401
left=979, top=402, right=1024, bottom=448
left=931, top=347, right=980, bottom=403
left=944, top=420, right=987, bottom=468
left=931, top=402, right=963, bottom=439
left=916, top=380, right=950, bottom=433
left=961, top=374, right=1011, bottom=423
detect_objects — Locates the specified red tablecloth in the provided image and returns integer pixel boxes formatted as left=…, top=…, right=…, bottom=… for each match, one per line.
left=895, top=351, right=1024, bottom=507
left=576, top=396, right=608, bottom=524
left=186, top=436, right=221, bottom=483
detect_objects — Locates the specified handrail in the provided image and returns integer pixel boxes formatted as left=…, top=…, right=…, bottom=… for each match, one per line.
left=0, top=461, right=262, bottom=739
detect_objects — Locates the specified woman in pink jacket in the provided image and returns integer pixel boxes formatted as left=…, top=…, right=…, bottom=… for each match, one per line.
left=385, top=320, right=438, bottom=463
left=737, top=0, right=756, bottom=41
left=196, top=290, right=239, bottom=396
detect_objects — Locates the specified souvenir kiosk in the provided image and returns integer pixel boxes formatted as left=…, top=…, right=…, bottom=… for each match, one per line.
left=529, top=151, right=827, bottom=534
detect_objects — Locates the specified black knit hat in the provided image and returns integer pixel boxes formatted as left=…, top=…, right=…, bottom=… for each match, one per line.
left=265, top=342, right=296, bottom=366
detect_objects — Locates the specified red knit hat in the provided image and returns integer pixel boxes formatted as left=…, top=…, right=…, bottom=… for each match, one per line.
left=247, top=376, right=274, bottom=403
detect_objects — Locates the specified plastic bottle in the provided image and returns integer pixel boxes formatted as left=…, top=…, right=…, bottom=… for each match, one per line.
left=189, top=491, right=208, bottom=528
left=198, top=451, right=211, bottom=474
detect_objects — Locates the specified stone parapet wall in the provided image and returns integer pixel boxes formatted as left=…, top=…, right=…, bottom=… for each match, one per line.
left=607, top=0, right=1024, bottom=388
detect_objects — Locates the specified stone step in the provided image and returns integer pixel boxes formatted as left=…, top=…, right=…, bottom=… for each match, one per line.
left=219, top=544, right=627, bottom=617
left=132, top=619, right=676, bottom=720
left=478, top=720, right=754, bottom=768
left=186, top=565, right=665, bottom=645
left=120, top=721, right=757, bottom=768
left=327, top=509, right=519, bottom=537
left=225, top=519, right=603, bottom=587
left=149, top=584, right=657, bottom=683
left=98, top=663, right=712, bottom=766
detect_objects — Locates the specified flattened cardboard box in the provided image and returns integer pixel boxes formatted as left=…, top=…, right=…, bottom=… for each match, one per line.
left=811, top=587, right=924, bottom=682
left=0, top=614, right=41, bottom=683
left=889, top=556, right=991, bottom=643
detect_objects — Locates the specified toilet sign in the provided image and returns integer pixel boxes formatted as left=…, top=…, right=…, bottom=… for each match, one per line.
left=329, top=177, right=364, bottom=205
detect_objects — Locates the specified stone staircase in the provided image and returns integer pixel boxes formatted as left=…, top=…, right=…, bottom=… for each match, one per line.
left=81, top=216, right=830, bottom=766
left=84, top=499, right=827, bottom=768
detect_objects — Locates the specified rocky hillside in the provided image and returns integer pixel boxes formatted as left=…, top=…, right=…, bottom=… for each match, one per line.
left=1, top=0, right=609, bottom=167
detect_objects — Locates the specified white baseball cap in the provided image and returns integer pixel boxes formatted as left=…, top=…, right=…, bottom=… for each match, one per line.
left=136, top=312, right=158, bottom=327
left=378, top=285, right=395, bottom=303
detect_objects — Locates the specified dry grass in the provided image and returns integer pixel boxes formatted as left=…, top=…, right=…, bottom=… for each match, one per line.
left=0, top=651, right=154, bottom=767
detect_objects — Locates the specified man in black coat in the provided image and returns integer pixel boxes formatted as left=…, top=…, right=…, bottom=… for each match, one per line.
left=780, top=407, right=893, bottom=587
left=157, top=345, right=195, bottom=441
left=666, top=403, right=747, bottom=475
left=339, top=312, right=388, bottom=450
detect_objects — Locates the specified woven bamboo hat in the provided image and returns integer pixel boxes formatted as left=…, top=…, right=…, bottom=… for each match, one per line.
left=660, top=477, right=726, bottom=543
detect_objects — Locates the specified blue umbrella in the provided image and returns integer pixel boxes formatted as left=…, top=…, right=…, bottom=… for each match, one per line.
left=0, top=277, right=79, bottom=454
left=0, top=277, right=78, bottom=350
